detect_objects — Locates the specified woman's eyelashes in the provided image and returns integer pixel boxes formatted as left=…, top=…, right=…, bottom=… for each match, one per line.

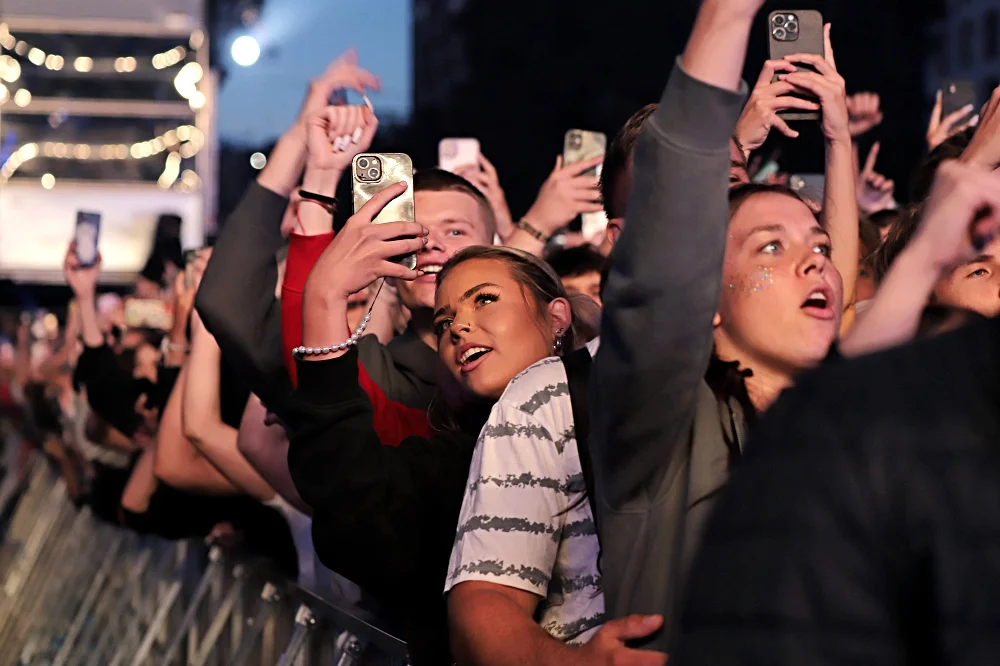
left=474, top=292, right=499, bottom=307
left=966, top=267, right=990, bottom=279
left=433, top=293, right=500, bottom=337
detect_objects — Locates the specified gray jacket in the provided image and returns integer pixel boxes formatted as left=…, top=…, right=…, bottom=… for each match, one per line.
left=590, top=61, right=747, bottom=652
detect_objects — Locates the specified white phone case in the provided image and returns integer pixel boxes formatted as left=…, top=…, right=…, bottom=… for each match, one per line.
left=438, top=138, right=480, bottom=173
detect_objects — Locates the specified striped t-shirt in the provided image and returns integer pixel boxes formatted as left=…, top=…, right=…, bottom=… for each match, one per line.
left=445, top=338, right=605, bottom=644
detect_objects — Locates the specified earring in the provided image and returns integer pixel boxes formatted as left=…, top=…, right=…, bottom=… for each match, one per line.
left=552, top=328, right=565, bottom=355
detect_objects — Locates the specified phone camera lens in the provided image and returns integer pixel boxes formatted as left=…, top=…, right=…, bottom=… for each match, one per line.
left=568, top=133, right=582, bottom=150
left=772, top=14, right=786, bottom=26
left=773, top=27, right=787, bottom=40
left=368, top=168, right=379, bottom=179
left=358, top=158, right=369, bottom=169
left=786, top=20, right=798, bottom=33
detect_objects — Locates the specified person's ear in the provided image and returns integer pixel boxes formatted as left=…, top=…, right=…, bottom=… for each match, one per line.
left=547, top=297, right=572, bottom=338
left=607, top=219, right=624, bottom=247
left=713, top=312, right=722, bottom=328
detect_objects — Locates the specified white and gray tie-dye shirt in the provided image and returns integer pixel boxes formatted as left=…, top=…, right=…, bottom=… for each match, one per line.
left=446, top=338, right=604, bottom=644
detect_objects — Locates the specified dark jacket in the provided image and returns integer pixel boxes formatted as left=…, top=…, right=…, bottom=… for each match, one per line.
left=589, top=60, right=747, bottom=650
left=675, top=316, right=1000, bottom=665
left=286, top=349, right=479, bottom=666
left=195, top=182, right=294, bottom=420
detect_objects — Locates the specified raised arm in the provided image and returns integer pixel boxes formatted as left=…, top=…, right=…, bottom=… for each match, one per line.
left=196, top=51, right=379, bottom=420
left=183, top=311, right=275, bottom=501
left=152, top=362, right=240, bottom=495
left=591, top=0, right=753, bottom=508
left=236, top=393, right=310, bottom=513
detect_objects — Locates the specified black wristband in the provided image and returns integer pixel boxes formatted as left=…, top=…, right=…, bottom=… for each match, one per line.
left=299, top=190, right=338, bottom=213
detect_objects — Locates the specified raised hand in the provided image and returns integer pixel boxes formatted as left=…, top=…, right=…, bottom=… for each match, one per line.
left=305, top=182, right=427, bottom=303
left=296, top=48, right=380, bottom=131
left=779, top=25, right=849, bottom=145
left=847, top=92, right=883, bottom=138
left=578, top=614, right=668, bottom=666
left=522, top=155, right=604, bottom=239
left=735, top=59, right=819, bottom=152
left=456, top=153, right=513, bottom=239
left=913, top=161, right=1000, bottom=273
left=305, top=104, right=379, bottom=174
left=63, top=243, right=101, bottom=300
left=927, top=89, right=978, bottom=151
left=856, top=142, right=896, bottom=215
left=960, top=85, right=1000, bottom=170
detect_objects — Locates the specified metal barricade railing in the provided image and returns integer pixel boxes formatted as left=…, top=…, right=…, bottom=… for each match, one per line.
left=0, top=461, right=412, bottom=666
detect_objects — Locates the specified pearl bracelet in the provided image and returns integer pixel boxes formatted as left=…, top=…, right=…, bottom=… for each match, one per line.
left=293, top=312, right=371, bottom=359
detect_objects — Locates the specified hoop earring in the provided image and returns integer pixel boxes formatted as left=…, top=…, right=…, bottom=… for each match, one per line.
left=552, top=328, right=565, bottom=355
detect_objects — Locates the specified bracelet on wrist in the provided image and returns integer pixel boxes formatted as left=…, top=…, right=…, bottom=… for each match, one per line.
left=299, top=190, right=338, bottom=214
left=160, top=337, right=189, bottom=355
left=516, top=218, right=550, bottom=243
left=293, top=312, right=371, bottom=359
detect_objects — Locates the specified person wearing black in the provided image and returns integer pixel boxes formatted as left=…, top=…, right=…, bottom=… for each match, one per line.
left=673, top=161, right=1000, bottom=665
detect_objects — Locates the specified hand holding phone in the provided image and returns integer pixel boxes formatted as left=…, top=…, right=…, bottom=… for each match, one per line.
left=563, top=130, right=608, bottom=241
left=927, top=82, right=979, bottom=151
left=439, top=138, right=481, bottom=173
left=352, top=153, right=418, bottom=270
left=767, top=10, right=824, bottom=121
left=74, top=211, right=101, bottom=267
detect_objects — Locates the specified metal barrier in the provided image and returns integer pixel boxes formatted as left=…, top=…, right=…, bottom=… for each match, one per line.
left=0, top=461, right=411, bottom=666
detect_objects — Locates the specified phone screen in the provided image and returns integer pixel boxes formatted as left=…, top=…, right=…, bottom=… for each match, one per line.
left=75, top=211, right=101, bottom=267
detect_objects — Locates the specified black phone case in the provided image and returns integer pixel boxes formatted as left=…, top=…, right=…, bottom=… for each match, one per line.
left=767, top=10, right=824, bottom=121
left=942, top=80, right=977, bottom=128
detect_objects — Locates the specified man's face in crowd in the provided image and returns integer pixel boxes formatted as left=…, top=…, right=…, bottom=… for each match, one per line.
left=562, top=271, right=603, bottom=307
left=933, top=236, right=1000, bottom=318
left=396, top=189, right=494, bottom=311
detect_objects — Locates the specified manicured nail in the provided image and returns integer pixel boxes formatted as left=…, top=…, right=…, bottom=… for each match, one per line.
left=352, top=127, right=363, bottom=143
left=416, top=269, right=425, bottom=276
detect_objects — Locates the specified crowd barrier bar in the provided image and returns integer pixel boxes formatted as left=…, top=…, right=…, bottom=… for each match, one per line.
left=0, top=458, right=412, bottom=666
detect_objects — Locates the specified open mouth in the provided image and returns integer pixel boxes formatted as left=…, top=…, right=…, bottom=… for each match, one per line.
left=801, top=288, right=835, bottom=319
left=458, top=346, right=493, bottom=372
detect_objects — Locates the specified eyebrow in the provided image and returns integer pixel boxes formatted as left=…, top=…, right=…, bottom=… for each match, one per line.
left=963, top=253, right=994, bottom=266
left=742, top=224, right=829, bottom=244
left=433, top=282, right=500, bottom=320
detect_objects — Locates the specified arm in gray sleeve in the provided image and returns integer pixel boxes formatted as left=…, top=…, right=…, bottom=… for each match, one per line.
left=591, top=61, right=747, bottom=508
left=195, top=182, right=294, bottom=419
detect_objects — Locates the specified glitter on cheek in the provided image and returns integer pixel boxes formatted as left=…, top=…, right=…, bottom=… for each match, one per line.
left=727, top=265, right=775, bottom=296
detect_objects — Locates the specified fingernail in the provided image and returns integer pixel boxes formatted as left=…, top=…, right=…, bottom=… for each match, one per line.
left=332, top=137, right=344, bottom=152
left=421, top=236, right=428, bottom=244
left=643, top=615, right=662, bottom=627
left=416, top=269, right=425, bottom=276
left=352, top=127, right=363, bottom=143
left=965, top=104, right=975, bottom=112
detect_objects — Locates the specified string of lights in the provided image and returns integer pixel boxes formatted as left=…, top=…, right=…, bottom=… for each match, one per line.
left=0, top=56, right=206, bottom=111
left=0, top=124, right=206, bottom=186
left=0, top=23, right=203, bottom=74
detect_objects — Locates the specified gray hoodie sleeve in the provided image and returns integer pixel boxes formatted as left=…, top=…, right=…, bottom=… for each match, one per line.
left=591, top=61, right=746, bottom=509
left=195, top=182, right=294, bottom=419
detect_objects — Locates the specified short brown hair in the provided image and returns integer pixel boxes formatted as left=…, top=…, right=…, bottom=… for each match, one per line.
left=414, top=168, right=496, bottom=241
left=600, top=104, right=657, bottom=219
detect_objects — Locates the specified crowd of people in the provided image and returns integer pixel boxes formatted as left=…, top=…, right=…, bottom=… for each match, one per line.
left=5, top=0, right=1000, bottom=662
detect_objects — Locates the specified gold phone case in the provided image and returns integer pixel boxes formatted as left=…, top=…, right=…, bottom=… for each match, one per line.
left=352, top=153, right=417, bottom=270
left=563, top=130, right=607, bottom=178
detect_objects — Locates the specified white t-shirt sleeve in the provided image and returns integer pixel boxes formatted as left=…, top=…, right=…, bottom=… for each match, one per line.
left=445, top=401, right=568, bottom=597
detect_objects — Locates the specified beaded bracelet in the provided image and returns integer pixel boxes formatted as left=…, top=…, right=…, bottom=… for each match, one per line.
left=292, top=279, right=384, bottom=359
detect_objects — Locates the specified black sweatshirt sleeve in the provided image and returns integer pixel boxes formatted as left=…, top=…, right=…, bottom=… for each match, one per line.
left=286, top=348, right=471, bottom=601
left=76, top=344, right=141, bottom=436
left=195, top=181, right=295, bottom=421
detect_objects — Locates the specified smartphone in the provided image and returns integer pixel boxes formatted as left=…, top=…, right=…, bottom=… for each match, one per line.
left=563, top=130, right=608, bottom=240
left=438, top=138, right=481, bottom=173
left=352, top=153, right=417, bottom=270
left=124, top=299, right=173, bottom=330
left=184, top=248, right=206, bottom=289
left=74, top=211, right=101, bottom=267
left=767, top=10, right=824, bottom=121
left=942, top=80, right=977, bottom=131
